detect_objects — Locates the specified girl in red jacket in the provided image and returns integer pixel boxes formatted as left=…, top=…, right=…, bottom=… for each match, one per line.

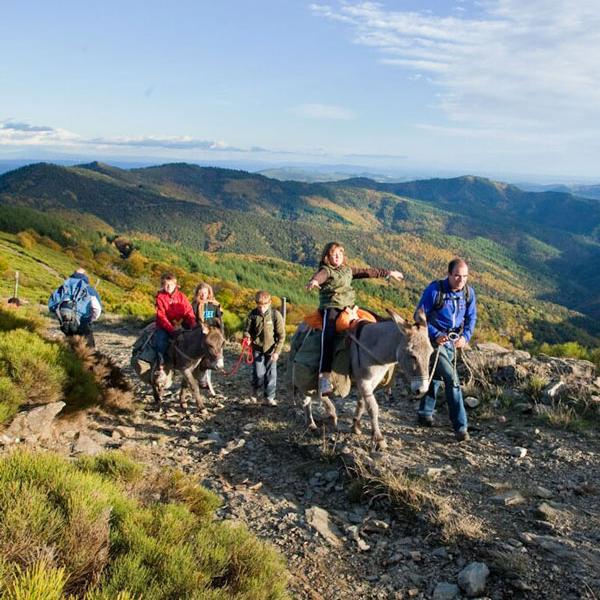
left=154, top=272, right=196, bottom=369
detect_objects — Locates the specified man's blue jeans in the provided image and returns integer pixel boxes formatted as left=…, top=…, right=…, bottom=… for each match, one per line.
left=252, top=350, right=277, bottom=401
left=418, top=344, right=467, bottom=432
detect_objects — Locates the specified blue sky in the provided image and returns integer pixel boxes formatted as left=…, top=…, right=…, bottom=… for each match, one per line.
left=1, top=0, right=599, bottom=180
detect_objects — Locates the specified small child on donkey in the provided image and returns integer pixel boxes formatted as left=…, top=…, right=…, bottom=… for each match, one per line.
left=154, top=272, right=196, bottom=371
left=243, top=290, right=285, bottom=406
left=305, top=242, right=403, bottom=397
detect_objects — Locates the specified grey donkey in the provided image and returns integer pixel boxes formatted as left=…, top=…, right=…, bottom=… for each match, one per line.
left=294, top=309, right=433, bottom=450
left=150, top=323, right=225, bottom=412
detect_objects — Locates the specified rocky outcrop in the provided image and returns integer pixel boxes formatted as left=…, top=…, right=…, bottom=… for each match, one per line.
left=467, top=342, right=598, bottom=410
left=3, top=401, right=65, bottom=443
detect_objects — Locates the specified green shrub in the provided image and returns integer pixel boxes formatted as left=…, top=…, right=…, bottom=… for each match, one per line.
left=222, top=309, right=243, bottom=337
left=16, top=230, right=37, bottom=250
left=0, top=305, right=46, bottom=334
left=0, top=328, right=101, bottom=422
left=539, top=341, right=590, bottom=360
left=0, top=450, right=289, bottom=600
left=524, top=375, right=548, bottom=402
left=0, top=329, right=68, bottom=407
left=0, top=377, right=24, bottom=425
left=76, top=452, right=143, bottom=484
left=0, top=560, right=68, bottom=600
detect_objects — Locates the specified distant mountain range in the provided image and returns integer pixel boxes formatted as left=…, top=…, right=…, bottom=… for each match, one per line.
left=516, top=181, right=600, bottom=201
left=1, top=161, right=599, bottom=344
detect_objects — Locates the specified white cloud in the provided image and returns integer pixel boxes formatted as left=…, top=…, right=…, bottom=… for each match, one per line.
left=0, top=120, right=80, bottom=145
left=0, top=120, right=243, bottom=153
left=311, top=1, right=600, bottom=141
left=291, top=103, right=357, bottom=120
left=0, top=119, right=404, bottom=164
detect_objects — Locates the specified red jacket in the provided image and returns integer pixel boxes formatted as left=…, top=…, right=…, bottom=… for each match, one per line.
left=155, top=288, right=196, bottom=334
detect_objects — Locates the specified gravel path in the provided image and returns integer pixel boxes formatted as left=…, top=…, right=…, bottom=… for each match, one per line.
left=85, top=316, right=600, bottom=599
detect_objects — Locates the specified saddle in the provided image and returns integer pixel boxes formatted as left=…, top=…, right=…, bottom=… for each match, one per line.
left=303, top=305, right=377, bottom=333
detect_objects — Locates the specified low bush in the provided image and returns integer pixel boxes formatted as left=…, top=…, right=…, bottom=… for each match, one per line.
left=0, top=328, right=101, bottom=424
left=0, top=450, right=290, bottom=599
left=222, top=309, right=243, bottom=337
left=0, top=305, right=47, bottom=334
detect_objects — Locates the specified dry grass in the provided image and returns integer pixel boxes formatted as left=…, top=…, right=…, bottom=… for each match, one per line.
left=350, top=457, right=485, bottom=543
left=67, top=336, right=135, bottom=412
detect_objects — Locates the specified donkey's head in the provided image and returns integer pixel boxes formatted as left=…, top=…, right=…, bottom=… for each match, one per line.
left=199, top=322, right=225, bottom=371
left=387, top=308, right=433, bottom=395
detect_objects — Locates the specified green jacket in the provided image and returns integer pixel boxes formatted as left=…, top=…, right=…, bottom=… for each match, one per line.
left=243, top=307, right=285, bottom=354
left=318, top=265, right=355, bottom=309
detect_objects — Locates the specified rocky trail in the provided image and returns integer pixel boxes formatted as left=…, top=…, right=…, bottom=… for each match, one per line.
left=16, top=316, right=600, bottom=599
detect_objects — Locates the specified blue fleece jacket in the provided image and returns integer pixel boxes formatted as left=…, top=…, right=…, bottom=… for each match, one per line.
left=416, top=278, right=477, bottom=344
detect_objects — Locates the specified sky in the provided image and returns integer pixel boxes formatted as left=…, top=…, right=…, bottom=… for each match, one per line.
left=1, top=0, right=600, bottom=181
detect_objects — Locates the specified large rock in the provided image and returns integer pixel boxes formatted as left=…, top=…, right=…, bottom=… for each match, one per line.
left=72, top=433, right=104, bottom=456
left=305, top=506, right=343, bottom=547
left=433, top=582, right=459, bottom=600
left=535, top=502, right=564, bottom=523
left=491, top=490, right=525, bottom=506
left=457, top=562, right=490, bottom=597
left=5, top=402, right=66, bottom=441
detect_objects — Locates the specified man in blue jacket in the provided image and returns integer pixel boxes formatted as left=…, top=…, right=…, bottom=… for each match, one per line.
left=415, top=258, right=477, bottom=441
left=48, top=268, right=102, bottom=348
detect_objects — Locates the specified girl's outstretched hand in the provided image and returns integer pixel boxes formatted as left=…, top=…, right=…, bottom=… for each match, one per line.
left=305, top=279, right=320, bottom=291
left=388, top=270, right=404, bottom=281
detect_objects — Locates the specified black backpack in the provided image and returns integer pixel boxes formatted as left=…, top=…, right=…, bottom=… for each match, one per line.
left=57, top=282, right=89, bottom=336
left=432, top=279, right=472, bottom=311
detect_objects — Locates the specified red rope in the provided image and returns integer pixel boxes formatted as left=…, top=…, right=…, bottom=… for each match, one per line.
left=223, top=336, right=254, bottom=377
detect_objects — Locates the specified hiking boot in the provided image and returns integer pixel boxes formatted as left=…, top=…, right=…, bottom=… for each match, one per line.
left=263, top=398, right=278, bottom=406
left=455, top=429, right=470, bottom=442
left=417, top=414, right=434, bottom=427
left=318, top=377, right=333, bottom=397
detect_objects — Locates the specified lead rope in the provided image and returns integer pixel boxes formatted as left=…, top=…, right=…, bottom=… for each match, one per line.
left=223, top=336, right=254, bottom=377
left=427, top=345, right=442, bottom=388
left=291, top=328, right=312, bottom=407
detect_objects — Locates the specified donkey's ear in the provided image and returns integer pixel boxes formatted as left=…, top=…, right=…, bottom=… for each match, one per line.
left=414, top=307, right=427, bottom=327
left=386, top=309, right=405, bottom=326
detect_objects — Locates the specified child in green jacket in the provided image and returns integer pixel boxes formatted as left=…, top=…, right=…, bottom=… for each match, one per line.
left=306, top=242, right=403, bottom=397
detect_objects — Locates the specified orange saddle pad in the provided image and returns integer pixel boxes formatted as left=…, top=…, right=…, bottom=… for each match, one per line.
left=303, top=306, right=377, bottom=333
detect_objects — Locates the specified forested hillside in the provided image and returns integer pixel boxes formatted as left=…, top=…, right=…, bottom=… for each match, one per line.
left=0, top=162, right=599, bottom=354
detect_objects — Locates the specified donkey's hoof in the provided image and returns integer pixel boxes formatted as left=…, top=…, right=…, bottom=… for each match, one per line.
left=308, top=422, right=318, bottom=432
left=373, top=438, right=387, bottom=451
left=352, top=420, right=362, bottom=435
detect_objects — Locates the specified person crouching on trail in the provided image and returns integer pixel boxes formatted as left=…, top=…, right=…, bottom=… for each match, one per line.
left=243, top=291, right=285, bottom=406
left=154, top=272, right=196, bottom=371
left=305, top=241, right=404, bottom=398
left=414, top=257, right=477, bottom=442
